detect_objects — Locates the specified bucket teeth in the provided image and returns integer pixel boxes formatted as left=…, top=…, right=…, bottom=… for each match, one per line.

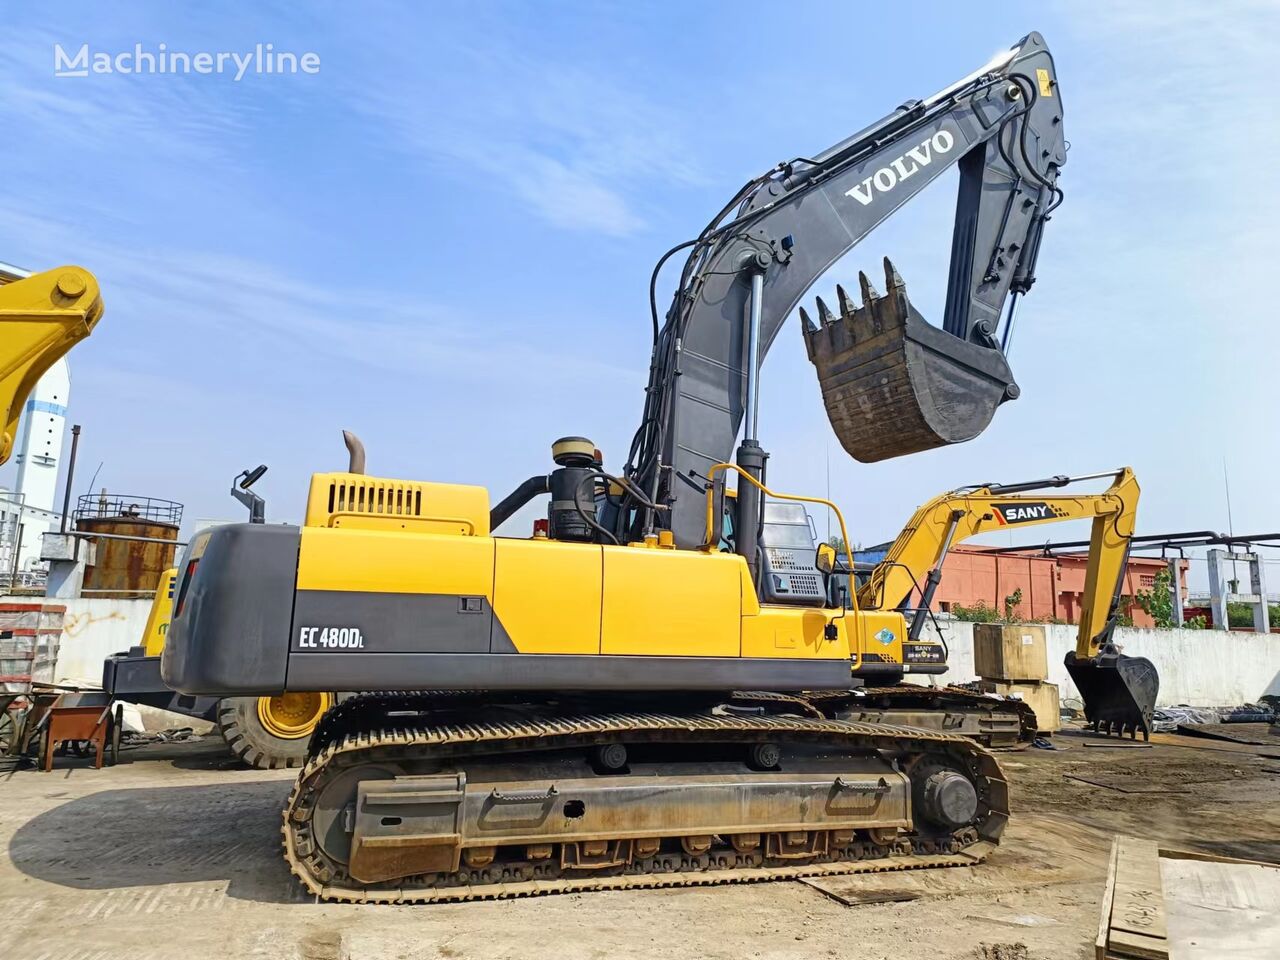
left=815, top=295, right=836, bottom=326
left=836, top=284, right=856, bottom=318
left=857, top=270, right=880, bottom=306
left=883, top=256, right=906, bottom=292
left=800, top=260, right=918, bottom=351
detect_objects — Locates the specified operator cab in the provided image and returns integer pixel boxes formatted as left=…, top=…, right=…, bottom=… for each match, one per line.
left=758, top=501, right=827, bottom=606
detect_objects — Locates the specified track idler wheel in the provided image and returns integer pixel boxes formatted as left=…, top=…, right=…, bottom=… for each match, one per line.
left=910, top=759, right=979, bottom=832
left=801, top=258, right=1018, bottom=463
left=1064, top=647, right=1159, bottom=741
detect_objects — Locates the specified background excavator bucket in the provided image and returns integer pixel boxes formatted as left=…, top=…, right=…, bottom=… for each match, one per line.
left=802, top=258, right=1018, bottom=464
left=1064, top=649, right=1159, bottom=741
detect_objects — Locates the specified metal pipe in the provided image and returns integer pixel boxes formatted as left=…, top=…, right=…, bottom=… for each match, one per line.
left=343, top=430, right=366, bottom=474
left=745, top=270, right=764, bottom=441
left=489, top=475, right=550, bottom=532
left=994, top=530, right=1280, bottom=555
left=9, top=521, right=23, bottom=585
left=60, top=425, right=81, bottom=534
left=0, top=262, right=32, bottom=282
left=65, top=530, right=188, bottom=546
left=80, top=588, right=162, bottom=596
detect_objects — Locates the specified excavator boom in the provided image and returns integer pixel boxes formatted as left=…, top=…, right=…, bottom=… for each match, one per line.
left=622, top=32, right=1066, bottom=549
left=860, top=468, right=1158, bottom=738
left=0, top=264, right=103, bottom=465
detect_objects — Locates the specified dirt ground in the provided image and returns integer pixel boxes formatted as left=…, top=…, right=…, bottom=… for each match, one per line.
left=2, top=725, right=1277, bottom=960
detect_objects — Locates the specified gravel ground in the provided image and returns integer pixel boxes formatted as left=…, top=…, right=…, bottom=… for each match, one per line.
left=2, top=726, right=1277, bottom=960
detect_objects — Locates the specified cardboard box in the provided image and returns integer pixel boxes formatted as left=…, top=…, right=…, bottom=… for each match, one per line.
left=978, top=678, right=1060, bottom=733
left=974, top=622, right=1049, bottom=681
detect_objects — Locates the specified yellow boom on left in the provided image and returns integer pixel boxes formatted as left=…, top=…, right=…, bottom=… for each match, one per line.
left=0, top=265, right=103, bottom=465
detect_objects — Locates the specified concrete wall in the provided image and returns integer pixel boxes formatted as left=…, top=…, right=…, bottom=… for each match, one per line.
left=0, top=595, right=153, bottom=686
left=913, top=618, right=1280, bottom=707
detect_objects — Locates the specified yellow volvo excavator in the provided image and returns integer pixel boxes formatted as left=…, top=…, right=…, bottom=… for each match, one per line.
left=160, top=33, right=1158, bottom=902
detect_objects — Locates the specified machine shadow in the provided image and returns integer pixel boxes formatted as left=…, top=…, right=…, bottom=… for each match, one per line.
left=1187, top=838, right=1280, bottom=864
left=8, top=779, right=309, bottom=904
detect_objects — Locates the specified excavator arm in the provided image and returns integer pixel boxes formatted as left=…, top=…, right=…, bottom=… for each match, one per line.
left=861, top=467, right=1157, bottom=738
left=622, top=32, right=1066, bottom=549
left=0, top=264, right=103, bottom=465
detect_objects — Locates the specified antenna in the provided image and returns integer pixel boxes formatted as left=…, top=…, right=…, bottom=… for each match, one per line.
left=1223, top=458, right=1238, bottom=590
left=825, top=442, right=831, bottom=542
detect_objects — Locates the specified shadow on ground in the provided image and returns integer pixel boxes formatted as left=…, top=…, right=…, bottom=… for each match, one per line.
left=8, top=778, right=306, bottom=903
left=1186, top=837, right=1280, bottom=863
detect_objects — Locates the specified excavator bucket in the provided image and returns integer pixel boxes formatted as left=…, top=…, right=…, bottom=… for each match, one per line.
left=1064, top=649, right=1159, bottom=741
left=801, top=258, right=1018, bottom=463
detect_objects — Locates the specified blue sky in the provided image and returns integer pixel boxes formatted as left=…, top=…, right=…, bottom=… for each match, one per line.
left=2, top=2, right=1276, bottom=552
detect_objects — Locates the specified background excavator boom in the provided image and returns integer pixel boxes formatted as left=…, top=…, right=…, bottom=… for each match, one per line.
left=861, top=468, right=1139, bottom=656
left=859, top=467, right=1157, bottom=738
left=0, top=263, right=103, bottom=466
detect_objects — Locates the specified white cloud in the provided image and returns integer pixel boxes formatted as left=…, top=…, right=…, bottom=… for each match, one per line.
left=339, top=41, right=703, bottom=237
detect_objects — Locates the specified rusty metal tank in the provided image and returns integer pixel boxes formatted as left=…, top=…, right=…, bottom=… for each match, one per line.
left=75, top=493, right=182, bottom=598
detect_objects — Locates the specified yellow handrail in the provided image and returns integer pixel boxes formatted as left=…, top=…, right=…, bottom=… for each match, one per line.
left=702, top=462, right=854, bottom=567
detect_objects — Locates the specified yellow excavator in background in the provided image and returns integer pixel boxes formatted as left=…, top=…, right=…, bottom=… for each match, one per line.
left=0, top=263, right=102, bottom=467
left=847, top=466, right=1156, bottom=740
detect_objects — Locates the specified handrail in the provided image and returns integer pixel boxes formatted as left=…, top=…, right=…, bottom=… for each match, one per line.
left=701, top=462, right=854, bottom=568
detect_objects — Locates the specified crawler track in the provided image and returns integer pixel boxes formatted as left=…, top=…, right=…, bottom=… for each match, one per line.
left=283, top=696, right=1008, bottom=903
left=849, top=685, right=1039, bottom=749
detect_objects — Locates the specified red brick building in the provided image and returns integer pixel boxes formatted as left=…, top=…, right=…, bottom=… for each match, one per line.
left=933, top=548, right=1184, bottom=628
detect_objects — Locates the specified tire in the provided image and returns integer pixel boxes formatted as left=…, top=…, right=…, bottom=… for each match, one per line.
left=216, top=692, right=334, bottom=770
left=0, top=709, right=14, bottom=756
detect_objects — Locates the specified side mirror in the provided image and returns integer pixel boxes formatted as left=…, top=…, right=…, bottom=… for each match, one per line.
left=815, top=543, right=837, bottom=575
left=239, top=464, right=268, bottom=489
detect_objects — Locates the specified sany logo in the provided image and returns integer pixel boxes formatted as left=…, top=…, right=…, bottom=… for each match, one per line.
left=844, top=131, right=956, bottom=206
left=992, top=502, right=1053, bottom=525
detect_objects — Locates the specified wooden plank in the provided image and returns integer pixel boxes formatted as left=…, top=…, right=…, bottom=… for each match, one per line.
left=1106, top=837, right=1168, bottom=960
left=1096, top=837, right=1120, bottom=960
left=1160, top=856, right=1280, bottom=959
left=796, top=877, right=920, bottom=906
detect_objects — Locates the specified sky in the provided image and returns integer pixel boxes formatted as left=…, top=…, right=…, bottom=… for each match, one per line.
left=1, top=1, right=1276, bottom=561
